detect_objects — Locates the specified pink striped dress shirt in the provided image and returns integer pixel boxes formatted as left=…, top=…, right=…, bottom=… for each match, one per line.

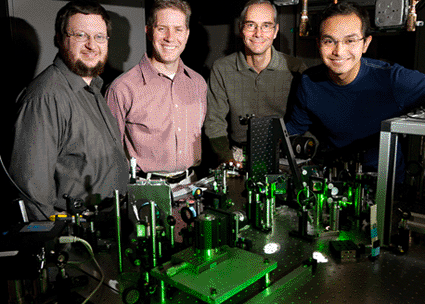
left=105, top=54, right=207, bottom=173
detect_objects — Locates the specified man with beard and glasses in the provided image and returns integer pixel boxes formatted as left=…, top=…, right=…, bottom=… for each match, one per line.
left=8, top=0, right=129, bottom=221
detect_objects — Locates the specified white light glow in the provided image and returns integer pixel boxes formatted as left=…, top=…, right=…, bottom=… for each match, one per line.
left=263, top=242, right=281, bottom=254
left=313, top=251, right=328, bottom=263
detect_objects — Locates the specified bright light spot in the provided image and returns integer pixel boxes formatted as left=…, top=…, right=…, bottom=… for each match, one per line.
left=108, top=279, right=119, bottom=294
left=313, top=251, right=328, bottom=263
left=263, top=242, right=281, bottom=254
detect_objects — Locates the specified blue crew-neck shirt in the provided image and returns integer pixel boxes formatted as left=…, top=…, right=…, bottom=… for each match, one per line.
left=286, top=57, right=425, bottom=181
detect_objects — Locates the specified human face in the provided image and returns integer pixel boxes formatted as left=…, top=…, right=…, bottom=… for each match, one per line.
left=319, top=13, right=371, bottom=85
left=61, top=13, right=108, bottom=83
left=241, top=3, right=278, bottom=57
left=147, top=8, right=189, bottom=70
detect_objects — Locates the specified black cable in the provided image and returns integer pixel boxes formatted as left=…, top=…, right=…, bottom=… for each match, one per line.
left=417, top=0, right=425, bottom=12
left=0, top=154, right=50, bottom=221
left=67, top=263, right=121, bottom=294
left=406, top=113, right=425, bottom=120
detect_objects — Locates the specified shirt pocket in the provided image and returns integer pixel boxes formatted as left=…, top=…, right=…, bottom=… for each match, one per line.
left=126, top=102, right=173, bottom=132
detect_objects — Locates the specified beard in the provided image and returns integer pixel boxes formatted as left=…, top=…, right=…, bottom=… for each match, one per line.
left=60, top=48, right=107, bottom=78
left=72, top=58, right=106, bottom=78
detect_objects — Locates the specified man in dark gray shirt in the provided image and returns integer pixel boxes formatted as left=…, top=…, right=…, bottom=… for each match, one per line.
left=9, top=0, right=128, bottom=220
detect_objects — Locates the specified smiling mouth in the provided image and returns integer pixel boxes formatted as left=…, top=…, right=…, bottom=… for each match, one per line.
left=82, top=52, right=98, bottom=59
left=329, top=58, right=348, bottom=64
left=163, top=46, right=177, bottom=50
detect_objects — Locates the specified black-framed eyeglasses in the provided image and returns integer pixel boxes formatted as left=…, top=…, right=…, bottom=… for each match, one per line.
left=67, top=31, right=109, bottom=44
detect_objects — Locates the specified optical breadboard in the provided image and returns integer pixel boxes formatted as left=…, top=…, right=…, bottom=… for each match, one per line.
left=375, top=0, right=407, bottom=28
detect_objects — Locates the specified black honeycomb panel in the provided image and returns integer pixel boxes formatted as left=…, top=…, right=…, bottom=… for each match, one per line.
left=247, top=116, right=279, bottom=181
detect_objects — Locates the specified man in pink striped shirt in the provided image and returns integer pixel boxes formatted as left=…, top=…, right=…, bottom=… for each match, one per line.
left=105, top=0, right=207, bottom=184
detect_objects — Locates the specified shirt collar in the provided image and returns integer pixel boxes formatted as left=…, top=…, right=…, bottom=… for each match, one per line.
left=236, top=45, right=281, bottom=72
left=53, top=54, right=104, bottom=92
left=139, top=53, right=193, bottom=83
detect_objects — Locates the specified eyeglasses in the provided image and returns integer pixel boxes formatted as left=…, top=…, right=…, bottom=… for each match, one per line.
left=243, top=22, right=276, bottom=33
left=66, top=31, right=109, bottom=44
left=320, top=36, right=365, bottom=48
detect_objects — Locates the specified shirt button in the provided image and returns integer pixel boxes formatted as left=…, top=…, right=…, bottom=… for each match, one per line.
left=175, top=104, right=178, bottom=108
left=177, top=127, right=181, bottom=132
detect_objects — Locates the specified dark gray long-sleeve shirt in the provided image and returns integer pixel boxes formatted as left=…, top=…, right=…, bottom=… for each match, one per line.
left=205, top=46, right=307, bottom=161
left=9, top=55, right=129, bottom=220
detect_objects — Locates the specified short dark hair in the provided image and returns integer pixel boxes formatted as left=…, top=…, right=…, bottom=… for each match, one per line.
left=239, top=0, right=277, bottom=27
left=54, top=0, right=111, bottom=48
left=319, top=2, right=371, bottom=37
left=146, top=0, right=191, bottom=29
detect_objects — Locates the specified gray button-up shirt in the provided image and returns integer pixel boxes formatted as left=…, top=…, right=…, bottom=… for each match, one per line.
left=9, top=55, right=129, bottom=220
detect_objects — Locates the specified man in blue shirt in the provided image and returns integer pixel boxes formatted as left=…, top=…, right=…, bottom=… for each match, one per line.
left=286, top=2, right=425, bottom=182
